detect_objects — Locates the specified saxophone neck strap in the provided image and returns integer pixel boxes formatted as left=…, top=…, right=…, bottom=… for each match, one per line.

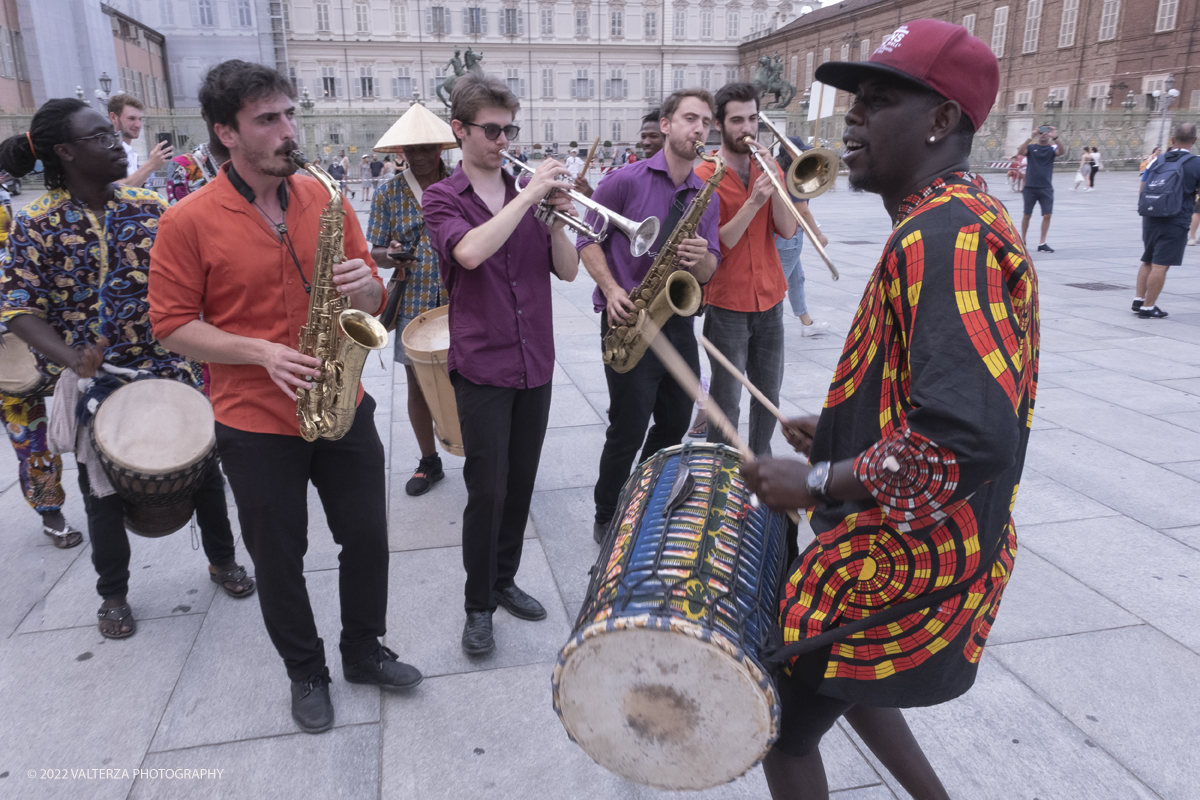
left=650, top=186, right=691, bottom=257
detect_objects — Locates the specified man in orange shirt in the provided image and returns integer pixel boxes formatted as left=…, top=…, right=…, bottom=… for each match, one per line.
left=149, top=60, right=422, bottom=736
left=696, top=83, right=797, bottom=455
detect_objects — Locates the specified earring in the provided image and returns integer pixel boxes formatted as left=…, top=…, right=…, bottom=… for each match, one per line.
left=929, top=136, right=936, bottom=143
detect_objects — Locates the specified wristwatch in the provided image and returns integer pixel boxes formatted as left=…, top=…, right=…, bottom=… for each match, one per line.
left=806, top=461, right=833, bottom=505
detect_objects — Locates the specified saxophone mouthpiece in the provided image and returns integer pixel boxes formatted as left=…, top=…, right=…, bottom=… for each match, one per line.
left=289, top=149, right=309, bottom=167
left=692, top=141, right=705, bottom=158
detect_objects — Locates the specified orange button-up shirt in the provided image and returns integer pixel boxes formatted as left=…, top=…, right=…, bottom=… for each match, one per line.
left=148, top=163, right=385, bottom=437
left=695, top=156, right=787, bottom=313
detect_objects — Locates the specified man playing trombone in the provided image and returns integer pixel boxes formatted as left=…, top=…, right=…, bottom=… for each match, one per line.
left=422, top=74, right=579, bottom=657
left=579, top=89, right=722, bottom=544
left=697, top=82, right=797, bottom=457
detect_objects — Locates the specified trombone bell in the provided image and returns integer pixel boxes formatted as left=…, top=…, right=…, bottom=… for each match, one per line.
left=786, top=149, right=840, bottom=200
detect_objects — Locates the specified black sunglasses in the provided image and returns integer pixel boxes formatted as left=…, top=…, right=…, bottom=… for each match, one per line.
left=463, top=121, right=520, bottom=141
left=70, top=131, right=123, bottom=150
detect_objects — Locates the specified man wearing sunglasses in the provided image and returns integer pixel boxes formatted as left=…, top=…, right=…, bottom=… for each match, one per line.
left=423, top=74, right=580, bottom=656
left=0, top=98, right=250, bottom=642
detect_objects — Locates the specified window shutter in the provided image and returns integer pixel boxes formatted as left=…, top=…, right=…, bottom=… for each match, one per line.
left=462, top=8, right=469, bottom=31
left=425, top=7, right=431, bottom=32
left=518, top=9, right=525, bottom=34
left=335, top=77, right=343, bottom=98
left=190, top=1, right=200, bottom=26
left=589, top=78, right=595, bottom=98
left=482, top=10, right=488, bottom=32
left=571, top=78, right=577, bottom=98
left=392, top=76, right=399, bottom=97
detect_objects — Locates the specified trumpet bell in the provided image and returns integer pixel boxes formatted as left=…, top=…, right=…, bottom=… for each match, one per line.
left=786, top=148, right=840, bottom=200
left=630, top=217, right=660, bottom=258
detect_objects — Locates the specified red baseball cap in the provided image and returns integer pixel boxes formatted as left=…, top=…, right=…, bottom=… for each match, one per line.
left=814, top=19, right=1000, bottom=131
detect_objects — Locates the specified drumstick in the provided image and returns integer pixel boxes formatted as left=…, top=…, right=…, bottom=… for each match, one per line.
left=698, top=334, right=789, bottom=426
left=581, top=136, right=602, bottom=175
left=643, top=319, right=801, bottom=524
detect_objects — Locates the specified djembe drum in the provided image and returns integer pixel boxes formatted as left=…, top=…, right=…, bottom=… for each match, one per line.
left=91, top=378, right=217, bottom=537
left=553, top=442, right=789, bottom=790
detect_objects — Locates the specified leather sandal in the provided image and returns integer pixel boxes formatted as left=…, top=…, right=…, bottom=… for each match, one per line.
left=43, top=524, right=84, bottom=549
left=209, top=564, right=256, bottom=599
left=97, top=603, right=136, bottom=639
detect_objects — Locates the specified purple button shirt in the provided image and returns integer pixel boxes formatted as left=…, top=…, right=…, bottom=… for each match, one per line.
left=423, top=164, right=556, bottom=389
left=576, top=149, right=721, bottom=313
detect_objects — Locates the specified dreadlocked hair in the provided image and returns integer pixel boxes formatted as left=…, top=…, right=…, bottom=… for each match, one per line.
left=0, top=98, right=90, bottom=190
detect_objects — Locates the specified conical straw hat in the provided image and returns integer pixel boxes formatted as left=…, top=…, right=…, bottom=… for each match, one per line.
left=374, top=102, right=458, bottom=153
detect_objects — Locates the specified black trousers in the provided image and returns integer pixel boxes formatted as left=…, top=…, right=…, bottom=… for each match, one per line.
left=214, top=395, right=388, bottom=681
left=451, top=372, right=552, bottom=612
left=81, top=460, right=235, bottom=600
left=594, top=314, right=699, bottom=526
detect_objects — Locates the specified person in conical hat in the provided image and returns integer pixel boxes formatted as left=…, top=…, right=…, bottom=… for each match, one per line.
left=366, top=101, right=458, bottom=496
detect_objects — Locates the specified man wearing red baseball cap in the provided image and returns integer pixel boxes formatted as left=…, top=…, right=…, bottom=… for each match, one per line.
left=742, top=19, right=1040, bottom=799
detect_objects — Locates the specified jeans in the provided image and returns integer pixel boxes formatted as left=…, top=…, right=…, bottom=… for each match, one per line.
left=214, top=395, right=388, bottom=681
left=594, top=314, right=699, bottom=526
left=703, top=302, right=786, bottom=457
left=451, top=372, right=552, bottom=612
left=777, top=233, right=807, bottom=317
left=80, top=460, right=235, bottom=600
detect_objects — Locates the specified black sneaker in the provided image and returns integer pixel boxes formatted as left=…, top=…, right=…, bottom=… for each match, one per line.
left=344, top=644, right=423, bottom=690
left=1037, top=243, right=1055, bottom=253
left=593, top=520, right=608, bottom=544
left=290, top=668, right=334, bottom=734
left=405, top=454, right=445, bottom=496
left=1131, top=299, right=1144, bottom=313
left=1138, top=305, right=1169, bottom=319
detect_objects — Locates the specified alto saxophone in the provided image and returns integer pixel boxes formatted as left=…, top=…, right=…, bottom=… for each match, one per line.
left=291, top=150, right=390, bottom=442
left=602, top=143, right=725, bottom=373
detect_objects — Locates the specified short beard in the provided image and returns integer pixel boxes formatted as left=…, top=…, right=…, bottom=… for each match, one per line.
left=721, top=129, right=751, bottom=153
left=848, top=167, right=881, bottom=194
left=667, top=134, right=699, bottom=161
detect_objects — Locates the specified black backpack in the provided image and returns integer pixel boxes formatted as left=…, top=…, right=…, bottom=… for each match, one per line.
left=1139, top=153, right=1197, bottom=217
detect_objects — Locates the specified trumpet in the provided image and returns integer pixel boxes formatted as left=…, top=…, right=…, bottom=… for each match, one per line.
left=502, top=150, right=661, bottom=258
left=741, top=124, right=840, bottom=280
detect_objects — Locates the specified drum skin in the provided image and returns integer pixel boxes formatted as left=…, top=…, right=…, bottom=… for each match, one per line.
left=91, top=379, right=217, bottom=537
left=0, top=331, right=55, bottom=397
left=401, top=306, right=464, bottom=457
left=553, top=443, right=789, bottom=790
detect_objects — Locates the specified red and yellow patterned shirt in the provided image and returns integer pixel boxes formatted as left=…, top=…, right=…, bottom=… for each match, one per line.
left=783, top=172, right=1039, bottom=707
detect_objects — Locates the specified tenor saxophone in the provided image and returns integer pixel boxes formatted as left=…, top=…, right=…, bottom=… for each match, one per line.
left=601, top=143, right=725, bottom=373
left=291, top=150, right=389, bottom=442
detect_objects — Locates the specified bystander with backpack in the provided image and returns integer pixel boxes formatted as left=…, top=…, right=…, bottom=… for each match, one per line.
left=1135, top=123, right=1200, bottom=319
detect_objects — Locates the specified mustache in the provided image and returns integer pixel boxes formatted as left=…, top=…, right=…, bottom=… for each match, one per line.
left=276, top=141, right=298, bottom=155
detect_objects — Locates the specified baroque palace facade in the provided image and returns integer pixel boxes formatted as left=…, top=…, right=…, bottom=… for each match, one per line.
left=738, top=0, right=1200, bottom=129
left=282, top=0, right=793, bottom=150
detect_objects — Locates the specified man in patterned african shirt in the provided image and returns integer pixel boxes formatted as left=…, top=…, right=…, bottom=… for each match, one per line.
left=165, top=137, right=228, bottom=205
left=367, top=140, right=451, bottom=496
left=742, top=21, right=1037, bottom=799
left=0, top=98, right=252, bottom=641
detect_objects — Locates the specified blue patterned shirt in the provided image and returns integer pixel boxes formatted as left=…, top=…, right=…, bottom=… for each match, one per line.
left=365, top=171, right=447, bottom=320
left=0, top=186, right=195, bottom=384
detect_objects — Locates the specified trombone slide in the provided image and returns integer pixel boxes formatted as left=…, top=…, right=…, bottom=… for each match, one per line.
left=743, top=136, right=839, bottom=281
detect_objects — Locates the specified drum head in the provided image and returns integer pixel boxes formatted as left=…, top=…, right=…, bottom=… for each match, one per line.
left=93, top=380, right=215, bottom=474
left=555, top=622, right=777, bottom=790
left=401, top=305, right=450, bottom=357
left=0, top=331, right=45, bottom=395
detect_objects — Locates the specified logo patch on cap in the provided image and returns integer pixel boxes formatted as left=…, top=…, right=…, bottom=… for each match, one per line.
left=875, top=25, right=910, bottom=56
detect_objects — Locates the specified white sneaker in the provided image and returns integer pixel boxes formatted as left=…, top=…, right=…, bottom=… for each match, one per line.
left=1189, top=238, right=1198, bottom=246
left=800, top=320, right=829, bottom=337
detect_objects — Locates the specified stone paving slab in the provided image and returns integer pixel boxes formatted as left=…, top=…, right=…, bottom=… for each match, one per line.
left=0, top=616, right=202, bottom=800
left=990, top=625, right=1200, bottom=800
left=842, top=654, right=1162, bottom=800
left=149, top=569, right=381, bottom=753
left=986, top=549, right=1141, bottom=646
left=1017, top=516, right=1200, bottom=653
left=383, top=540, right=572, bottom=679
left=133, top=723, right=380, bottom=800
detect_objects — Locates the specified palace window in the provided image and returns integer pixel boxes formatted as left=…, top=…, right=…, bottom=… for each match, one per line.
left=611, top=10, right=623, bottom=37
left=991, top=6, right=1009, bottom=56
left=575, top=8, right=589, bottom=36
left=1059, top=0, right=1078, bottom=47
left=962, top=13, right=975, bottom=35
left=1023, top=0, right=1042, bottom=53
left=541, top=7, right=554, bottom=36
left=1155, top=0, right=1177, bottom=31
left=1098, top=0, right=1119, bottom=40
left=355, top=1, right=370, bottom=33
left=645, top=10, right=657, bottom=38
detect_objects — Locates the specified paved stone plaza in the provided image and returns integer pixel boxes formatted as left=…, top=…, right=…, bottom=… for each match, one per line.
left=1, top=169, right=1197, bottom=799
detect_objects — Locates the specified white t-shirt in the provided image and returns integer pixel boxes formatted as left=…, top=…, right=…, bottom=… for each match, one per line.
left=122, top=141, right=139, bottom=176
left=566, top=155, right=584, bottom=179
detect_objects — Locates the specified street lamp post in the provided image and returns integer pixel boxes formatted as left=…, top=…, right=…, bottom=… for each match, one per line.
left=1122, top=90, right=1137, bottom=115
left=1152, top=74, right=1180, bottom=150
left=298, top=87, right=316, bottom=157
